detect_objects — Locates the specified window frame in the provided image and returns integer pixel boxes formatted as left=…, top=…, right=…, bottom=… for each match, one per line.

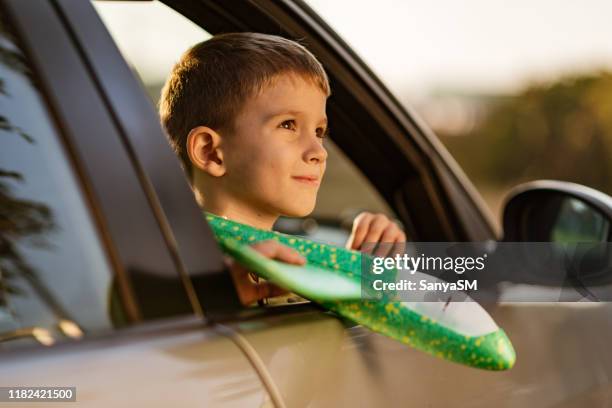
left=20, top=0, right=503, bottom=322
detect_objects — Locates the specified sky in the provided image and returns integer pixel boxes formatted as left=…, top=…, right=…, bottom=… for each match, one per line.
left=305, top=0, right=612, bottom=97
left=94, top=0, right=612, bottom=100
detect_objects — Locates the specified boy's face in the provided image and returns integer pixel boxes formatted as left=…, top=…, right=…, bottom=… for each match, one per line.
left=221, top=73, right=328, bottom=218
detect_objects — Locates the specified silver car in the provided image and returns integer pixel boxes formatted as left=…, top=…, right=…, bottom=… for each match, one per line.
left=1, top=0, right=611, bottom=407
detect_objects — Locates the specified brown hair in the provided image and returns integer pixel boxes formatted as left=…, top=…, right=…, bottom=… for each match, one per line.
left=159, top=32, right=331, bottom=178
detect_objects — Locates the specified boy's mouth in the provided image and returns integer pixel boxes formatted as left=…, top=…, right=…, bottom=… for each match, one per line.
left=291, top=175, right=320, bottom=186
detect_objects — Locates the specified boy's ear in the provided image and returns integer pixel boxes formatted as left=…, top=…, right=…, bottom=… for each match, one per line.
left=186, top=126, right=226, bottom=177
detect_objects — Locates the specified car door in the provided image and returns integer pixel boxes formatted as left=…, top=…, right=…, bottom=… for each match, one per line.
left=73, top=1, right=612, bottom=407
left=0, top=2, right=271, bottom=406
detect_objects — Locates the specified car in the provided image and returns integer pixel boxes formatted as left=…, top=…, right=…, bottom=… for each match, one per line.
left=1, top=0, right=611, bottom=407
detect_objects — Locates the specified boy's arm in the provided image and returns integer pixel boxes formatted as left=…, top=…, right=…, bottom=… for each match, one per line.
left=226, top=240, right=305, bottom=306
left=345, top=212, right=406, bottom=257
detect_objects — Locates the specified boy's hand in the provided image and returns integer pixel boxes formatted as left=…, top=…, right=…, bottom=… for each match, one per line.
left=345, top=212, right=406, bottom=257
left=227, top=240, right=306, bottom=306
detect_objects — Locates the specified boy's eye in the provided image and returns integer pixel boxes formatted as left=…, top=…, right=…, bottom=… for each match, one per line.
left=279, top=119, right=297, bottom=131
left=316, top=127, right=329, bottom=139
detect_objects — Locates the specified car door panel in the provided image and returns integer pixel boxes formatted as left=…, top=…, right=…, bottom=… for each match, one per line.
left=225, top=309, right=387, bottom=407
left=0, top=318, right=271, bottom=407
left=227, top=304, right=612, bottom=407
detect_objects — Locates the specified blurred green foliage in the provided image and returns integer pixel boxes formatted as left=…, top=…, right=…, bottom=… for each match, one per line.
left=440, top=72, right=612, bottom=195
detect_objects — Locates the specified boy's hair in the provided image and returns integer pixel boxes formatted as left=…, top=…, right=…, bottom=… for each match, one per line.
left=159, top=32, right=331, bottom=178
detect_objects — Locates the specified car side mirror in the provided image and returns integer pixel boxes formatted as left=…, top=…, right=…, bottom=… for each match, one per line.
left=502, top=180, right=612, bottom=242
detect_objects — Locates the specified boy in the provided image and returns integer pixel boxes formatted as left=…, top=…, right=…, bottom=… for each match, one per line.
left=159, top=33, right=405, bottom=305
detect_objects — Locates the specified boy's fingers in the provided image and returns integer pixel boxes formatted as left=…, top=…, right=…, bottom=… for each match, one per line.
left=250, top=240, right=306, bottom=265
left=228, top=261, right=257, bottom=305
left=361, top=216, right=389, bottom=254
left=374, top=235, right=406, bottom=258
left=228, top=261, right=289, bottom=305
left=244, top=281, right=288, bottom=305
left=373, top=225, right=398, bottom=257
left=374, top=225, right=406, bottom=257
left=391, top=237, right=407, bottom=257
left=226, top=240, right=306, bottom=306
left=347, top=212, right=374, bottom=250
left=256, top=282, right=289, bottom=300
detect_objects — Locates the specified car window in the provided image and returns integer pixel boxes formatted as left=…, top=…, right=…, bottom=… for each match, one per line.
left=92, top=0, right=397, bottom=246
left=0, top=14, right=116, bottom=350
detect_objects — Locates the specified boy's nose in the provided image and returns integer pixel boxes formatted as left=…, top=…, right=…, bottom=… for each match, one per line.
left=304, top=138, right=327, bottom=164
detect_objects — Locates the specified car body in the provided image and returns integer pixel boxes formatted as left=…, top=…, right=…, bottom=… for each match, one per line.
left=1, top=1, right=611, bottom=407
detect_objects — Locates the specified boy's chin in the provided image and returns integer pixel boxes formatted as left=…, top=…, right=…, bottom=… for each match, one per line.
left=281, top=203, right=316, bottom=218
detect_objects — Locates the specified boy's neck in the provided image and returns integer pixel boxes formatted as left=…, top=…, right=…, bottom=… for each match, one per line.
left=204, top=202, right=278, bottom=231
left=193, top=176, right=278, bottom=230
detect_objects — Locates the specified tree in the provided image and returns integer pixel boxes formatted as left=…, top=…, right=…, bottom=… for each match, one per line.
left=441, top=72, right=612, bottom=195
